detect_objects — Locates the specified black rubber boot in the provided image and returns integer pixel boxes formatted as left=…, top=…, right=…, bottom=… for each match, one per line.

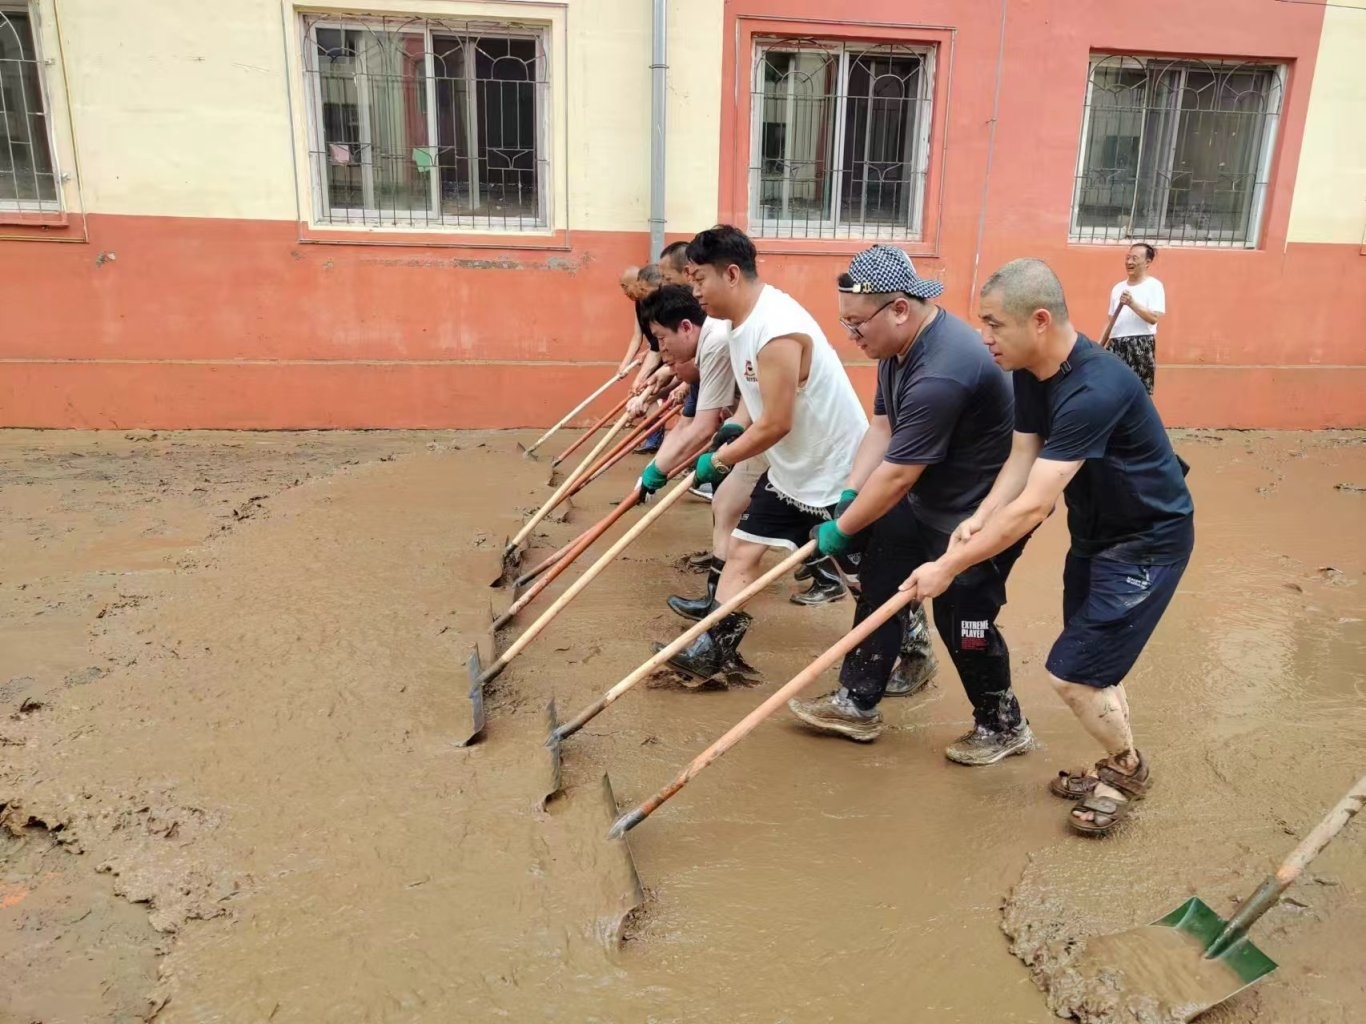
left=664, top=611, right=753, bottom=682
left=885, top=603, right=938, bottom=697
left=668, top=558, right=723, bottom=621
left=790, top=561, right=846, bottom=606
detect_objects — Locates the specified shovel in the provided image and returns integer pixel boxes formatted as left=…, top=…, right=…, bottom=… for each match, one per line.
left=491, top=405, right=636, bottom=588
left=609, top=585, right=919, bottom=838
left=1061, top=773, right=1366, bottom=1022
left=546, top=393, right=632, bottom=486
left=519, top=360, right=638, bottom=459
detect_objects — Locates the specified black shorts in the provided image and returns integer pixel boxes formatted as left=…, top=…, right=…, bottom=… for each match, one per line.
left=682, top=383, right=699, bottom=418
left=1046, top=553, right=1189, bottom=688
left=732, top=472, right=834, bottom=551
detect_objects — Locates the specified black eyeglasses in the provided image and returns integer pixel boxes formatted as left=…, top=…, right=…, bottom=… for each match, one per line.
left=839, top=299, right=898, bottom=339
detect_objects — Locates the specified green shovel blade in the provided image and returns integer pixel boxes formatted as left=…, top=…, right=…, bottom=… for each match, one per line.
left=1154, top=897, right=1278, bottom=986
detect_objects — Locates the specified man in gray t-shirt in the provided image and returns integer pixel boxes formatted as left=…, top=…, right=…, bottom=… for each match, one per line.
left=788, top=246, right=1033, bottom=765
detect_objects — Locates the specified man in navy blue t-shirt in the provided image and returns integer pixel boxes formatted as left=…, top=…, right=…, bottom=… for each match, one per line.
left=786, top=245, right=1033, bottom=764
left=904, top=257, right=1194, bottom=837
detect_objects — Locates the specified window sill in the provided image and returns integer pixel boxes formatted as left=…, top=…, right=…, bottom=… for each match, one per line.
left=297, top=222, right=570, bottom=250
left=0, top=208, right=68, bottom=228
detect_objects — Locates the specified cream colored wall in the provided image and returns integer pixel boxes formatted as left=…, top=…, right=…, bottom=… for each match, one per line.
left=664, top=0, right=723, bottom=236
left=1287, top=2, right=1366, bottom=245
left=30, top=0, right=721, bottom=236
left=44, top=0, right=299, bottom=220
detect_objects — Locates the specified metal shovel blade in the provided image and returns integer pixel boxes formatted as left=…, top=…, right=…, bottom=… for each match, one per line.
left=517, top=440, right=539, bottom=460
left=456, top=644, right=488, bottom=747
left=536, top=699, right=564, bottom=810
left=456, top=606, right=499, bottom=747
left=593, top=773, right=644, bottom=947
left=1066, top=898, right=1277, bottom=1022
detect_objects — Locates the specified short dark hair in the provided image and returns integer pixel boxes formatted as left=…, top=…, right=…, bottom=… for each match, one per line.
left=637, top=263, right=663, bottom=285
left=639, top=284, right=706, bottom=332
left=686, top=225, right=758, bottom=279
left=1130, top=242, right=1156, bottom=262
left=834, top=272, right=925, bottom=304
left=660, top=240, right=690, bottom=271
left=981, top=258, right=1070, bottom=321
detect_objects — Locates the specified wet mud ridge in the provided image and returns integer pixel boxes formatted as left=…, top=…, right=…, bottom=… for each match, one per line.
left=0, top=428, right=1363, bottom=1022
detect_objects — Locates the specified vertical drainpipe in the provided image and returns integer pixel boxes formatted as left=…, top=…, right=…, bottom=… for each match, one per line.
left=648, top=0, right=668, bottom=259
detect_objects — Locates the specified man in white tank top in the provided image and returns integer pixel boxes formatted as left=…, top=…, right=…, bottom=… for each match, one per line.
left=662, top=225, right=868, bottom=683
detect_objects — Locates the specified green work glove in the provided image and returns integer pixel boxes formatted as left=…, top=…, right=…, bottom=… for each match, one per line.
left=812, top=520, right=853, bottom=557
left=710, top=421, right=745, bottom=451
left=693, top=452, right=732, bottom=487
left=834, top=488, right=859, bottom=518
left=640, top=461, right=669, bottom=494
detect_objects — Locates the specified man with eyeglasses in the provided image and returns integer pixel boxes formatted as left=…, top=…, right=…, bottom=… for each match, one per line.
left=787, top=246, right=1033, bottom=763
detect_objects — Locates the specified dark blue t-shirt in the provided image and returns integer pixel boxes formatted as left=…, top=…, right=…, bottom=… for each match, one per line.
left=873, top=308, right=1014, bottom=531
left=1013, top=335, right=1194, bottom=563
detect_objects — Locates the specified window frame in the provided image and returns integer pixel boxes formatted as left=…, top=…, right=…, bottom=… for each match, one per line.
left=723, top=17, right=952, bottom=259
left=745, top=37, right=936, bottom=243
left=1069, top=53, right=1287, bottom=250
left=0, top=0, right=63, bottom=216
left=299, top=13, right=552, bottom=233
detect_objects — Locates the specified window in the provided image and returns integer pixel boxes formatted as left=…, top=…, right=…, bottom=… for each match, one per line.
left=748, top=38, right=934, bottom=241
left=301, top=14, right=548, bottom=230
left=0, top=4, right=59, bottom=211
left=1072, top=55, right=1285, bottom=248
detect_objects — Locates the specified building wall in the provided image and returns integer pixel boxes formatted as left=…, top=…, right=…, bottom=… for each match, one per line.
left=1, top=0, right=1362, bottom=429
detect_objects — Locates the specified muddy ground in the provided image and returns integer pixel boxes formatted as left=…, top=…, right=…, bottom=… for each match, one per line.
left=0, top=427, right=1362, bottom=1023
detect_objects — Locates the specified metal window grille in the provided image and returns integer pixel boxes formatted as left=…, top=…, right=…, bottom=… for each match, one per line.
left=0, top=5, right=59, bottom=210
left=1072, top=55, right=1285, bottom=248
left=748, top=38, right=934, bottom=241
left=301, top=14, right=549, bottom=230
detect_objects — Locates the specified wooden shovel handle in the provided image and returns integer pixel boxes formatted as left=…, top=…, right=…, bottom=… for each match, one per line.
left=483, top=449, right=707, bottom=683
left=1278, top=773, right=1366, bottom=885
left=524, top=360, right=638, bottom=455
left=551, top=392, right=632, bottom=467
left=571, top=400, right=679, bottom=496
left=556, top=541, right=818, bottom=740
left=507, top=407, right=633, bottom=552
left=610, top=584, right=918, bottom=837
left=496, top=485, right=642, bottom=628
left=1098, top=303, right=1123, bottom=349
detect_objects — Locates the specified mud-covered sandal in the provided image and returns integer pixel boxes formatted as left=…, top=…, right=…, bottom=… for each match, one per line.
left=1050, top=765, right=1102, bottom=800
left=1049, top=750, right=1152, bottom=801
left=1069, top=793, right=1133, bottom=836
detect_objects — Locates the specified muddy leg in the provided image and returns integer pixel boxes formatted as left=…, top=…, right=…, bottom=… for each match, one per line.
left=1050, top=675, right=1139, bottom=822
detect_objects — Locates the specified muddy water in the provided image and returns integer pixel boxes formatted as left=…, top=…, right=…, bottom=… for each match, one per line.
left=0, top=429, right=1363, bottom=1023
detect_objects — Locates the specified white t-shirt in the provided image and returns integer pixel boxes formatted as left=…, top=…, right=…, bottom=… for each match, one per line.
left=696, top=317, right=736, bottom=413
left=1108, top=276, right=1166, bottom=338
left=727, top=284, right=868, bottom=509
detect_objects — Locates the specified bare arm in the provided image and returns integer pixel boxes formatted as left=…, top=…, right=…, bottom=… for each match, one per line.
left=1124, top=293, right=1163, bottom=326
left=654, top=408, right=724, bottom=476
left=974, top=433, right=1042, bottom=521
left=944, top=458, right=1079, bottom=573
left=845, top=416, right=892, bottom=491
left=903, top=456, right=1081, bottom=601
left=839, top=461, right=926, bottom=536
left=619, top=322, right=644, bottom=374
left=712, top=336, right=803, bottom=468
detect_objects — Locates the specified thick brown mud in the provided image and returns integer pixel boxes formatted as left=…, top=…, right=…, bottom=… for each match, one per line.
left=0, top=428, right=1362, bottom=1023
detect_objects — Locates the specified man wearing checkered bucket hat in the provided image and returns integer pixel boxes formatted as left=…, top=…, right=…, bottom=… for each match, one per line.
left=787, top=245, right=1036, bottom=764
